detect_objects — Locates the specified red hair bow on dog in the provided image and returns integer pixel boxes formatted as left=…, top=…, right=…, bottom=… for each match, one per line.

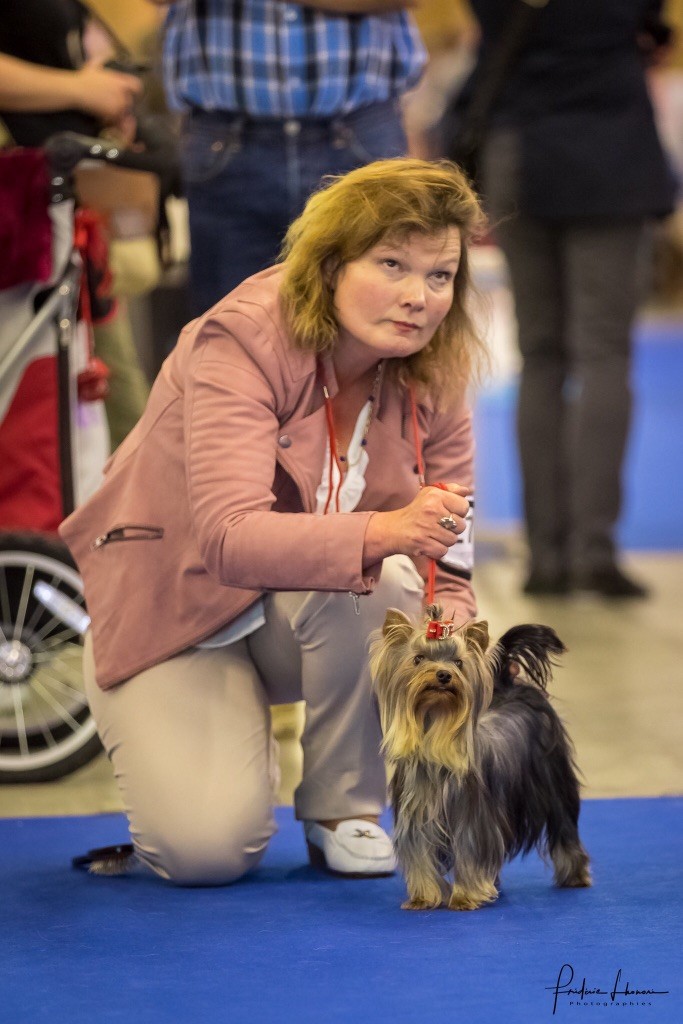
left=426, top=620, right=457, bottom=640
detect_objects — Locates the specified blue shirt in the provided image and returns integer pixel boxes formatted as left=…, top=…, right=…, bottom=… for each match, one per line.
left=162, top=0, right=426, bottom=118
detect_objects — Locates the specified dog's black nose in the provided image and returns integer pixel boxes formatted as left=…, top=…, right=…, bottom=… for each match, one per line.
left=436, top=670, right=452, bottom=686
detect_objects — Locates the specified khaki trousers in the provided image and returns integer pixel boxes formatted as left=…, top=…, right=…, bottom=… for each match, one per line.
left=84, top=555, right=423, bottom=885
left=93, top=309, right=150, bottom=451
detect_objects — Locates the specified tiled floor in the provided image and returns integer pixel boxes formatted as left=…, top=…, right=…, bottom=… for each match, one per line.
left=1, top=534, right=680, bottom=819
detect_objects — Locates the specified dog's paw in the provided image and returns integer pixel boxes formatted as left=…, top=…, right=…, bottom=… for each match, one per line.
left=552, top=845, right=592, bottom=888
left=401, top=896, right=443, bottom=911
left=447, top=893, right=481, bottom=911
left=448, top=882, right=498, bottom=911
left=556, top=866, right=592, bottom=889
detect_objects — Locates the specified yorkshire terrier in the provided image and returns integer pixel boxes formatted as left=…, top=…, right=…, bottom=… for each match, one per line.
left=370, top=606, right=591, bottom=911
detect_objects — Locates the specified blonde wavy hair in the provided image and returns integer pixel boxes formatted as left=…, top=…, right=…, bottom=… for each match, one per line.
left=279, top=158, right=488, bottom=401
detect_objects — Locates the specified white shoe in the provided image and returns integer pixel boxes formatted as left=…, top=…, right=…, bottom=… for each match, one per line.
left=304, top=819, right=397, bottom=877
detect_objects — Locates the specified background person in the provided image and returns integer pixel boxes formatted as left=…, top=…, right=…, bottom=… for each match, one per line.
left=0, top=0, right=153, bottom=451
left=465, top=0, right=677, bottom=598
left=60, top=158, right=486, bottom=886
left=148, top=0, right=427, bottom=314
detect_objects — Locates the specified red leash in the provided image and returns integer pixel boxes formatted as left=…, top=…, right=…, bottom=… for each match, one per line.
left=426, top=483, right=449, bottom=606
left=408, top=383, right=449, bottom=607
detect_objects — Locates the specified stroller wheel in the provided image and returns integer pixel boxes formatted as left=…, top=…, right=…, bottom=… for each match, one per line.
left=0, top=532, right=101, bottom=782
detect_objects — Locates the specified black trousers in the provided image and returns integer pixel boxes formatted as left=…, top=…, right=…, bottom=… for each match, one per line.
left=481, top=130, right=649, bottom=574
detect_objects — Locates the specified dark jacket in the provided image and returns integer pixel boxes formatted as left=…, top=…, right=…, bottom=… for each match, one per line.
left=468, top=0, right=676, bottom=220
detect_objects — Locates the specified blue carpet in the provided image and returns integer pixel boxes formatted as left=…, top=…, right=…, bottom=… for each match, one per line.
left=474, top=320, right=683, bottom=550
left=1, top=799, right=680, bottom=1023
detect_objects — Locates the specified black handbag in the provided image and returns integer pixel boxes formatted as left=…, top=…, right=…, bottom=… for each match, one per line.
left=437, top=0, right=550, bottom=191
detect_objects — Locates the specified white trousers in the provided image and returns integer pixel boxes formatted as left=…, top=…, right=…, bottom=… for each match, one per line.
left=84, top=555, right=423, bottom=885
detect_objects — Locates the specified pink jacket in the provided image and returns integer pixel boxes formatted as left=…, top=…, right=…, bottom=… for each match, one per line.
left=59, top=267, right=477, bottom=689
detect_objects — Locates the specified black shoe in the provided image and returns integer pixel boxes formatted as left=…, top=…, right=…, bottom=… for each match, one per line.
left=574, top=565, right=650, bottom=599
left=523, top=568, right=571, bottom=596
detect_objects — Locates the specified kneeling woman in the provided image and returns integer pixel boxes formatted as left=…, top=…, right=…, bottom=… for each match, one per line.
left=61, top=158, right=487, bottom=884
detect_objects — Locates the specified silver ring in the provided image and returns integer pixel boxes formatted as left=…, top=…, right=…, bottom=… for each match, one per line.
left=438, top=515, right=458, bottom=532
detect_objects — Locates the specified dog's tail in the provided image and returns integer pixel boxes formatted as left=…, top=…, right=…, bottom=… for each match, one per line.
left=72, top=843, right=138, bottom=876
left=491, top=624, right=566, bottom=690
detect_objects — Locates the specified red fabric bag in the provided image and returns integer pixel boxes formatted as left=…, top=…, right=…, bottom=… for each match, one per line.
left=0, top=148, right=53, bottom=291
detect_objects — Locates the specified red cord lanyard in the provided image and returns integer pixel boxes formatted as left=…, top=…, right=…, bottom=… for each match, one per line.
left=320, top=365, right=445, bottom=605
left=319, top=365, right=344, bottom=515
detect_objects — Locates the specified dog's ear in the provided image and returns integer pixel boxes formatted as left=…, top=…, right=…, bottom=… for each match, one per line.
left=382, top=608, right=414, bottom=643
left=463, top=620, right=489, bottom=654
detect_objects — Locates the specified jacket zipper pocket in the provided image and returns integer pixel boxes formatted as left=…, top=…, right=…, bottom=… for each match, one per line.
left=91, top=525, right=164, bottom=549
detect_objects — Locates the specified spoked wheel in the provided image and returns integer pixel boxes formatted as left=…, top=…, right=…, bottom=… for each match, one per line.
left=0, top=532, right=101, bottom=782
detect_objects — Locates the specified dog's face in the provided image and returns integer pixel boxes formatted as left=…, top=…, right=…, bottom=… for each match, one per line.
left=370, top=607, right=493, bottom=774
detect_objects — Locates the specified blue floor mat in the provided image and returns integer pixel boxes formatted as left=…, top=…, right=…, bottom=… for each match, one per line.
left=474, top=320, right=683, bottom=549
left=1, top=798, right=680, bottom=1023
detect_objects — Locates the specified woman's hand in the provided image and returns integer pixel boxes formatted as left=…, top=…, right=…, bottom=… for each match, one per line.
left=363, top=484, right=470, bottom=565
left=73, top=59, right=142, bottom=127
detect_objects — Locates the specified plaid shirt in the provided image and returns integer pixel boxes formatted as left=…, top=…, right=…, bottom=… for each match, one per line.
left=162, top=0, right=426, bottom=118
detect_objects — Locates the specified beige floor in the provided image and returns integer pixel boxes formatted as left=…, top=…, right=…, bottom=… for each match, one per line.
left=1, top=534, right=680, bottom=819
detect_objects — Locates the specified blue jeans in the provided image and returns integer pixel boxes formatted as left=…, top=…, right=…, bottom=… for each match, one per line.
left=180, top=101, right=407, bottom=316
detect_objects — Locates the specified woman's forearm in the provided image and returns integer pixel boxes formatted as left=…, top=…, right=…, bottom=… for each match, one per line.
left=362, top=511, right=400, bottom=567
left=0, top=53, right=142, bottom=124
left=282, top=0, right=416, bottom=14
left=0, top=53, right=83, bottom=111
